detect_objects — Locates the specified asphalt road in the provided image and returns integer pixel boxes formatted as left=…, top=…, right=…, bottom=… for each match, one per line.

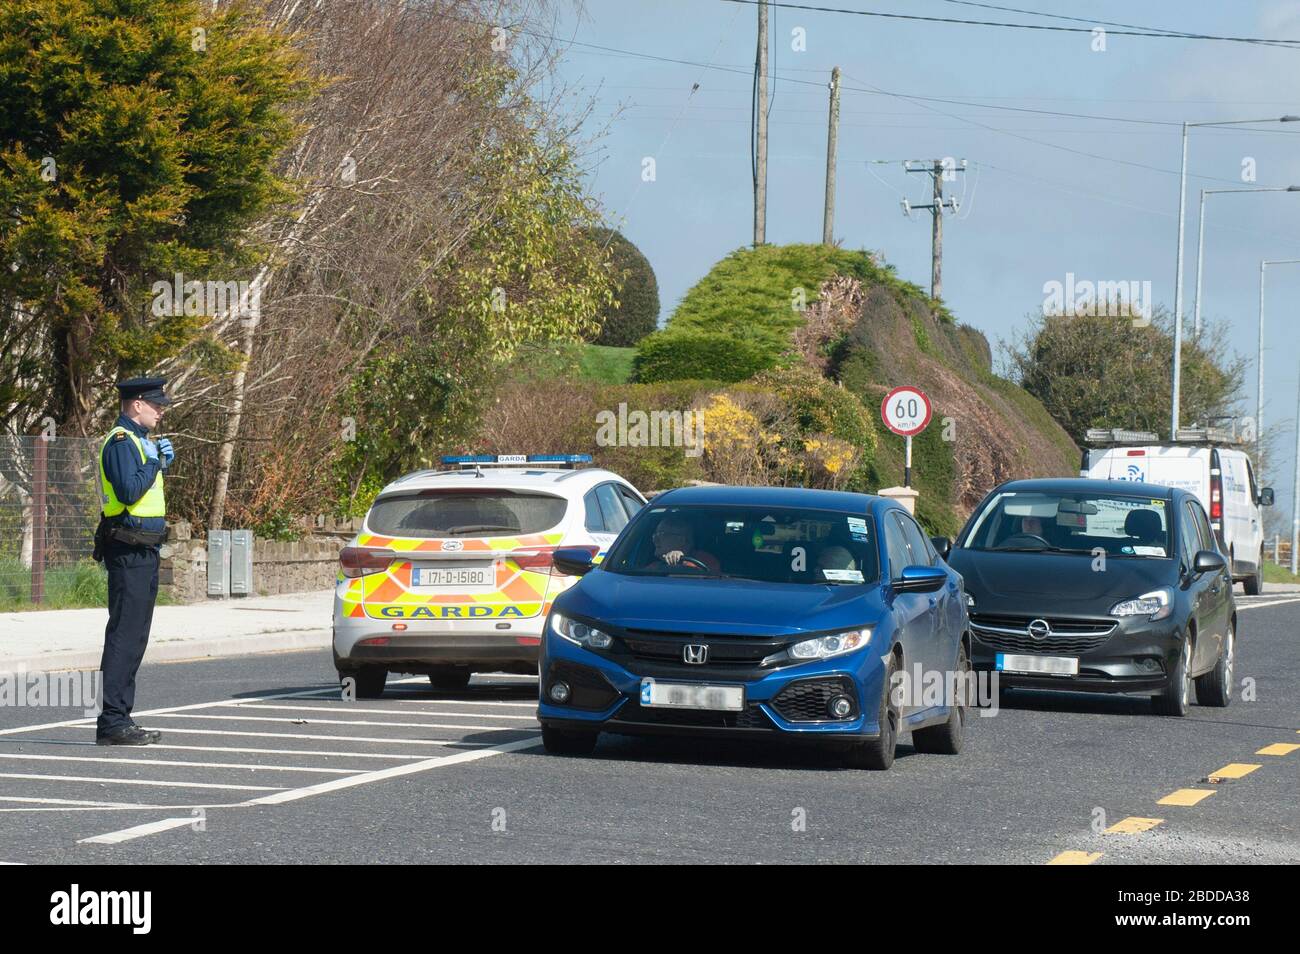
left=1, top=594, right=1296, bottom=865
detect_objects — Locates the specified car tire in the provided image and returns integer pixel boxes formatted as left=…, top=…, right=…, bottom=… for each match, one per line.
left=541, top=725, right=598, bottom=756
left=351, top=666, right=387, bottom=699
left=846, top=652, right=899, bottom=770
left=912, top=642, right=967, bottom=755
left=1152, top=636, right=1191, bottom=717
left=1243, top=548, right=1263, bottom=596
left=1194, top=623, right=1233, bottom=708
left=428, top=666, right=472, bottom=690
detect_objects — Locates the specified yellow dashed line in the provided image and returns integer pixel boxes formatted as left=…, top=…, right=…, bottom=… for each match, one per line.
left=1048, top=850, right=1102, bottom=865
left=1105, top=817, right=1164, bottom=835
left=1157, top=788, right=1215, bottom=807
left=1208, top=763, right=1261, bottom=781
left=1256, top=743, right=1300, bottom=757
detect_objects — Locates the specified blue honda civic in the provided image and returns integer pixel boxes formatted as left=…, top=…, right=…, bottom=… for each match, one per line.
left=537, top=486, right=971, bottom=769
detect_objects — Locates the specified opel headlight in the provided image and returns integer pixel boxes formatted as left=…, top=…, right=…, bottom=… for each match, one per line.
left=790, top=628, right=872, bottom=660
left=549, top=612, right=613, bottom=649
left=1109, top=588, right=1173, bottom=621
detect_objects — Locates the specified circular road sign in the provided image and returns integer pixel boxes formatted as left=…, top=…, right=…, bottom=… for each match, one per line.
left=881, top=386, right=932, bottom=437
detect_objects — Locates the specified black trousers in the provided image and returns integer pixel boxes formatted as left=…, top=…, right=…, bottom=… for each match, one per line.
left=98, top=542, right=160, bottom=734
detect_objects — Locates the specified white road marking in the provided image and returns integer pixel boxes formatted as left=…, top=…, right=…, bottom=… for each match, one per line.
left=1236, top=597, right=1300, bottom=610
left=79, top=816, right=200, bottom=845
left=146, top=713, right=527, bottom=731
left=228, top=703, right=537, bottom=720
left=241, top=735, right=542, bottom=807
left=144, top=743, right=429, bottom=761
left=0, top=772, right=286, bottom=792
left=374, top=698, right=537, bottom=708
left=0, top=795, right=167, bottom=809
left=0, top=753, right=356, bottom=774
left=108, top=727, right=501, bottom=746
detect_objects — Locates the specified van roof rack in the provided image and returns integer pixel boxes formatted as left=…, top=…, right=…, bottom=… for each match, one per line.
left=1174, top=426, right=1242, bottom=445
left=1085, top=428, right=1161, bottom=445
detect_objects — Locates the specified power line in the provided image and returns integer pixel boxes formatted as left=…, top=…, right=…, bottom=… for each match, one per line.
left=716, top=0, right=1300, bottom=47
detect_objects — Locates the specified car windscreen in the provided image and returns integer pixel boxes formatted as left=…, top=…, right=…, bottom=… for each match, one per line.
left=366, top=490, right=567, bottom=537
left=960, top=490, right=1171, bottom=558
left=602, top=504, right=880, bottom=584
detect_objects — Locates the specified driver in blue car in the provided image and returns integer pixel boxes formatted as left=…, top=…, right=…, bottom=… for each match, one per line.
left=646, top=515, right=720, bottom=573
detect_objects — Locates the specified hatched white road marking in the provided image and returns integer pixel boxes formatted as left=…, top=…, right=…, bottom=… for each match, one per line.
left=0, top=772, right=286, bottom=792
left=144, top=743, right=429, bottom=761
left=0, top=753, right=356, bottom=774
left=79, top=816, right=201, bottom=845
left=227, top=703, right=537, bottom=720
left=0, top=795, right=168, bottom=809
left=146, top=713, right=528, bottom=731
left=95, top=727, right=500, bottom=746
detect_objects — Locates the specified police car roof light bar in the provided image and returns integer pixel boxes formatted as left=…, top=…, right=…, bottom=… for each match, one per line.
left=440, top=454, right=593, bottom=470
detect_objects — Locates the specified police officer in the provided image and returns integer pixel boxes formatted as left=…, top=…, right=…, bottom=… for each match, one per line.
left=94, top=377, right=175, bottom=745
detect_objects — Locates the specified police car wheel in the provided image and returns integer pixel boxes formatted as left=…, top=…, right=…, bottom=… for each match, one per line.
left=352, top=666, right=388, bottom=699
left=428, top=666, right=472, bottom=690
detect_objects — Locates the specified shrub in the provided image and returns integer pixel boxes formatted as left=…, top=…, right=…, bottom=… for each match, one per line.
left=588, top=228, right=660, bottom=347
left=634, top=330, right=772, bottom=383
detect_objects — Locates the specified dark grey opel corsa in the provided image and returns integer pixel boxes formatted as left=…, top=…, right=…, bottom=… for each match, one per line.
left=944, top=478, right=1234, bottom=716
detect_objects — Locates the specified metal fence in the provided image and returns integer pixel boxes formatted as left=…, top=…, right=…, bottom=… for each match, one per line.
left=0, top=435, right=101, bottom=606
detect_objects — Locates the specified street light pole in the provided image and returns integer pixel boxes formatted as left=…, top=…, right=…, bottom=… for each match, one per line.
left=1193, top=186, right=1300, bottom=339
left=1291, top=367, right=1300, bottom=575
left=1258, top=259, right=1300, bottom=452
left=1170, top=115, right=1299, bottom=439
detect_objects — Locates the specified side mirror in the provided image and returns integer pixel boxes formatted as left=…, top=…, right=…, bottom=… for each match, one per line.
left=1260, top=487, right=1275, bottom=507
left=894, top=565, right=948, bottom=593
left=1192, top=549, right=1226, bottom=576
left=552, top=547, right=597, bottom=577
left=930, top=536, right=952, bottom=560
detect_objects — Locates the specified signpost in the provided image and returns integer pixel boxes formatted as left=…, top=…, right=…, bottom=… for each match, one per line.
left=880, top=386, right=932, bottom=487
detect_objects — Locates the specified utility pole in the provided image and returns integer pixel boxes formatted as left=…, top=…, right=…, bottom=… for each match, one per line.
left=1292, top=363, right=1300, bottom=575
left=822, top=66, right=841, bottom=246
left=902, top=159, right=964, bottom=299
left=753, top=0, right=768, bottom=247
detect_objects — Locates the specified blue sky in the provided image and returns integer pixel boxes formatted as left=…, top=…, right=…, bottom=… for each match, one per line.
left=549, top=0, right=1300, bottom=525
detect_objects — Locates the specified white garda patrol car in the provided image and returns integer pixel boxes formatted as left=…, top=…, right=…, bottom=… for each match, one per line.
left=1082, top=428, right=1275, bottom=594
left=333, top=455, right=646, bottom=697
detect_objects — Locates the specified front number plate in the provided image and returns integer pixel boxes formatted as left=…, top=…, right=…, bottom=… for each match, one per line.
left=996, top=653, right=1079, bottom=676
left=640, top=679, right=744, bottom=711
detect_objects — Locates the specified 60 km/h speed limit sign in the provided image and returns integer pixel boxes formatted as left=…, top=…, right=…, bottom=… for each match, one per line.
left=881, top=386, right=932, bottom=488
left=881, top=386, right=932, bottom=437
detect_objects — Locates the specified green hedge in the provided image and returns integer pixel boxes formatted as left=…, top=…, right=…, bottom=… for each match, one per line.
left=633, top=331, right=773, bottom=383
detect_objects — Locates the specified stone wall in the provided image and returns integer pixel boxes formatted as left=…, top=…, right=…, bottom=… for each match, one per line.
left=160, top=520, right=352, bottom=603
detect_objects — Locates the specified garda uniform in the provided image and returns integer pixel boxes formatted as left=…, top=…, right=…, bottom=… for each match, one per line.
left=94, top=377, right=172, bottom=745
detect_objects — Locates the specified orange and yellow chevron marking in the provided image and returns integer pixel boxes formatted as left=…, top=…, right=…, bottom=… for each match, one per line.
left=1047, top=851, right=1101, bottom=865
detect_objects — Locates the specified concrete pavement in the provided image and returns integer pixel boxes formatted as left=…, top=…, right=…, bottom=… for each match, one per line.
left=0, top=590, right=334, bottom=672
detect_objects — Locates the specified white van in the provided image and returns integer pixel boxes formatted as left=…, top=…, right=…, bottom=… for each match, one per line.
left=1082, top=429, right=1275, bottom=594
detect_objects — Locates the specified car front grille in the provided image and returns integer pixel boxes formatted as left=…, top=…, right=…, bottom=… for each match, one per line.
left=970, top=613, right=1115, bottom=655
left=772, top=676, right=859, bottom=723
left=611, top=698, right=774, bottom=730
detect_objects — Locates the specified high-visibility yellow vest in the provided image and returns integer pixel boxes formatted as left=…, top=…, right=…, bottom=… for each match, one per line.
left=98, top=427, right=166, bottom=518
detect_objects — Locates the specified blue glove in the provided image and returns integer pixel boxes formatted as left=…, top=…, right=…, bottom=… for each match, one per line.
left=156, top=437, right=175, bottom=470
left=141, top=438, right=160, bottom=465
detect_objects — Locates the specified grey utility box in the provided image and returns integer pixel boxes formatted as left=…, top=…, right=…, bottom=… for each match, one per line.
left=230, top=529, right=254, bottom=596
left=207, top=530, right=231, bottom=598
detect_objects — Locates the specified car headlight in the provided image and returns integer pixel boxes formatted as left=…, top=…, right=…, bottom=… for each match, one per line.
left=1109, top=588, right=1173, bottom=621
left=790, top=628, right=872, bottom=660
left=549, top=612, right=613, bottom=649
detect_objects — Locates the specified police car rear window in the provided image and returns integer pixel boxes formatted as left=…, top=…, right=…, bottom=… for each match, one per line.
left=367, top=490, right=568, bottom=537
